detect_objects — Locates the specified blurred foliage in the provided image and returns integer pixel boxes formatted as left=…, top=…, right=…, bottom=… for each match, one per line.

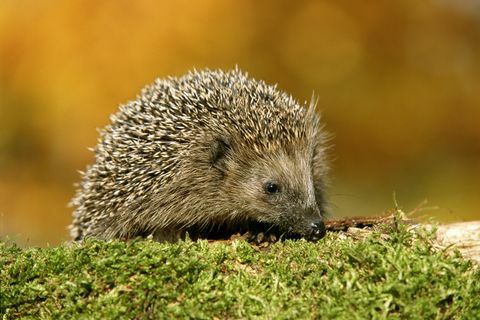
left=0, top=0, right=479, bottom=245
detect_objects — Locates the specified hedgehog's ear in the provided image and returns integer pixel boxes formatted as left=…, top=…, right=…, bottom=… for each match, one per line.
left=210, top=137, right=231, bottom=172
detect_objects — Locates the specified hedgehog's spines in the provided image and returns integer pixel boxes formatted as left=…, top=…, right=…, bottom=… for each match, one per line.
left=70, top=68, right=330, bottom=241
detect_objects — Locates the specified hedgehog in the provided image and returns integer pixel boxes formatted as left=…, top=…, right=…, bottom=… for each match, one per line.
left=70, top=68, right=330, bottom=242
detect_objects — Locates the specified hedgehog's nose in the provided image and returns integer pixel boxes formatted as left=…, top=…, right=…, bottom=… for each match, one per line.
left=308, top=220, right=326, bottom=241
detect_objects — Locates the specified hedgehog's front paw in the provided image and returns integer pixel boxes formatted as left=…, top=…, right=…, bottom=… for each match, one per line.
left=240, top=230, right=278, bottom=245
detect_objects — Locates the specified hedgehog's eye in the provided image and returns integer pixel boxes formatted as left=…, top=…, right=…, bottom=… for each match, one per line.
left=264, top=182, right=281, bottom=194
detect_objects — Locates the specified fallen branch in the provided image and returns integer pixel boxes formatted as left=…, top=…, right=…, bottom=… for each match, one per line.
left=325, top=214, right=409, bottom=231
left=434, top=221, right=480, bottom=264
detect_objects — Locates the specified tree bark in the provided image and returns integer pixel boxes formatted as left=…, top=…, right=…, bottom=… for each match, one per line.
left=435, top=221, right=480, bottom=264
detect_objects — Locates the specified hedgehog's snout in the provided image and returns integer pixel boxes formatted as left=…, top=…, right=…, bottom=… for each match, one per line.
left=301, top=205, right=326, bottom=241
left=306, top=220, right=326, bottom=241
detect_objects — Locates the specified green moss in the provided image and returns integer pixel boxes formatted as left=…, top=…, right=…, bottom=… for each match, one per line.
left=1, top=226, right=479, bottom=319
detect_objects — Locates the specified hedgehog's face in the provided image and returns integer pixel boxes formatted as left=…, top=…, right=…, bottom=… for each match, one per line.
left=241, top=151, right=326, bottom=241
left=213, top=137, right=327, bottom=241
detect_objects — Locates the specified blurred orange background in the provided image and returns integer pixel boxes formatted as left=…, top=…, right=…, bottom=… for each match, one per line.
left=1, top=0, right=479, bottom=246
